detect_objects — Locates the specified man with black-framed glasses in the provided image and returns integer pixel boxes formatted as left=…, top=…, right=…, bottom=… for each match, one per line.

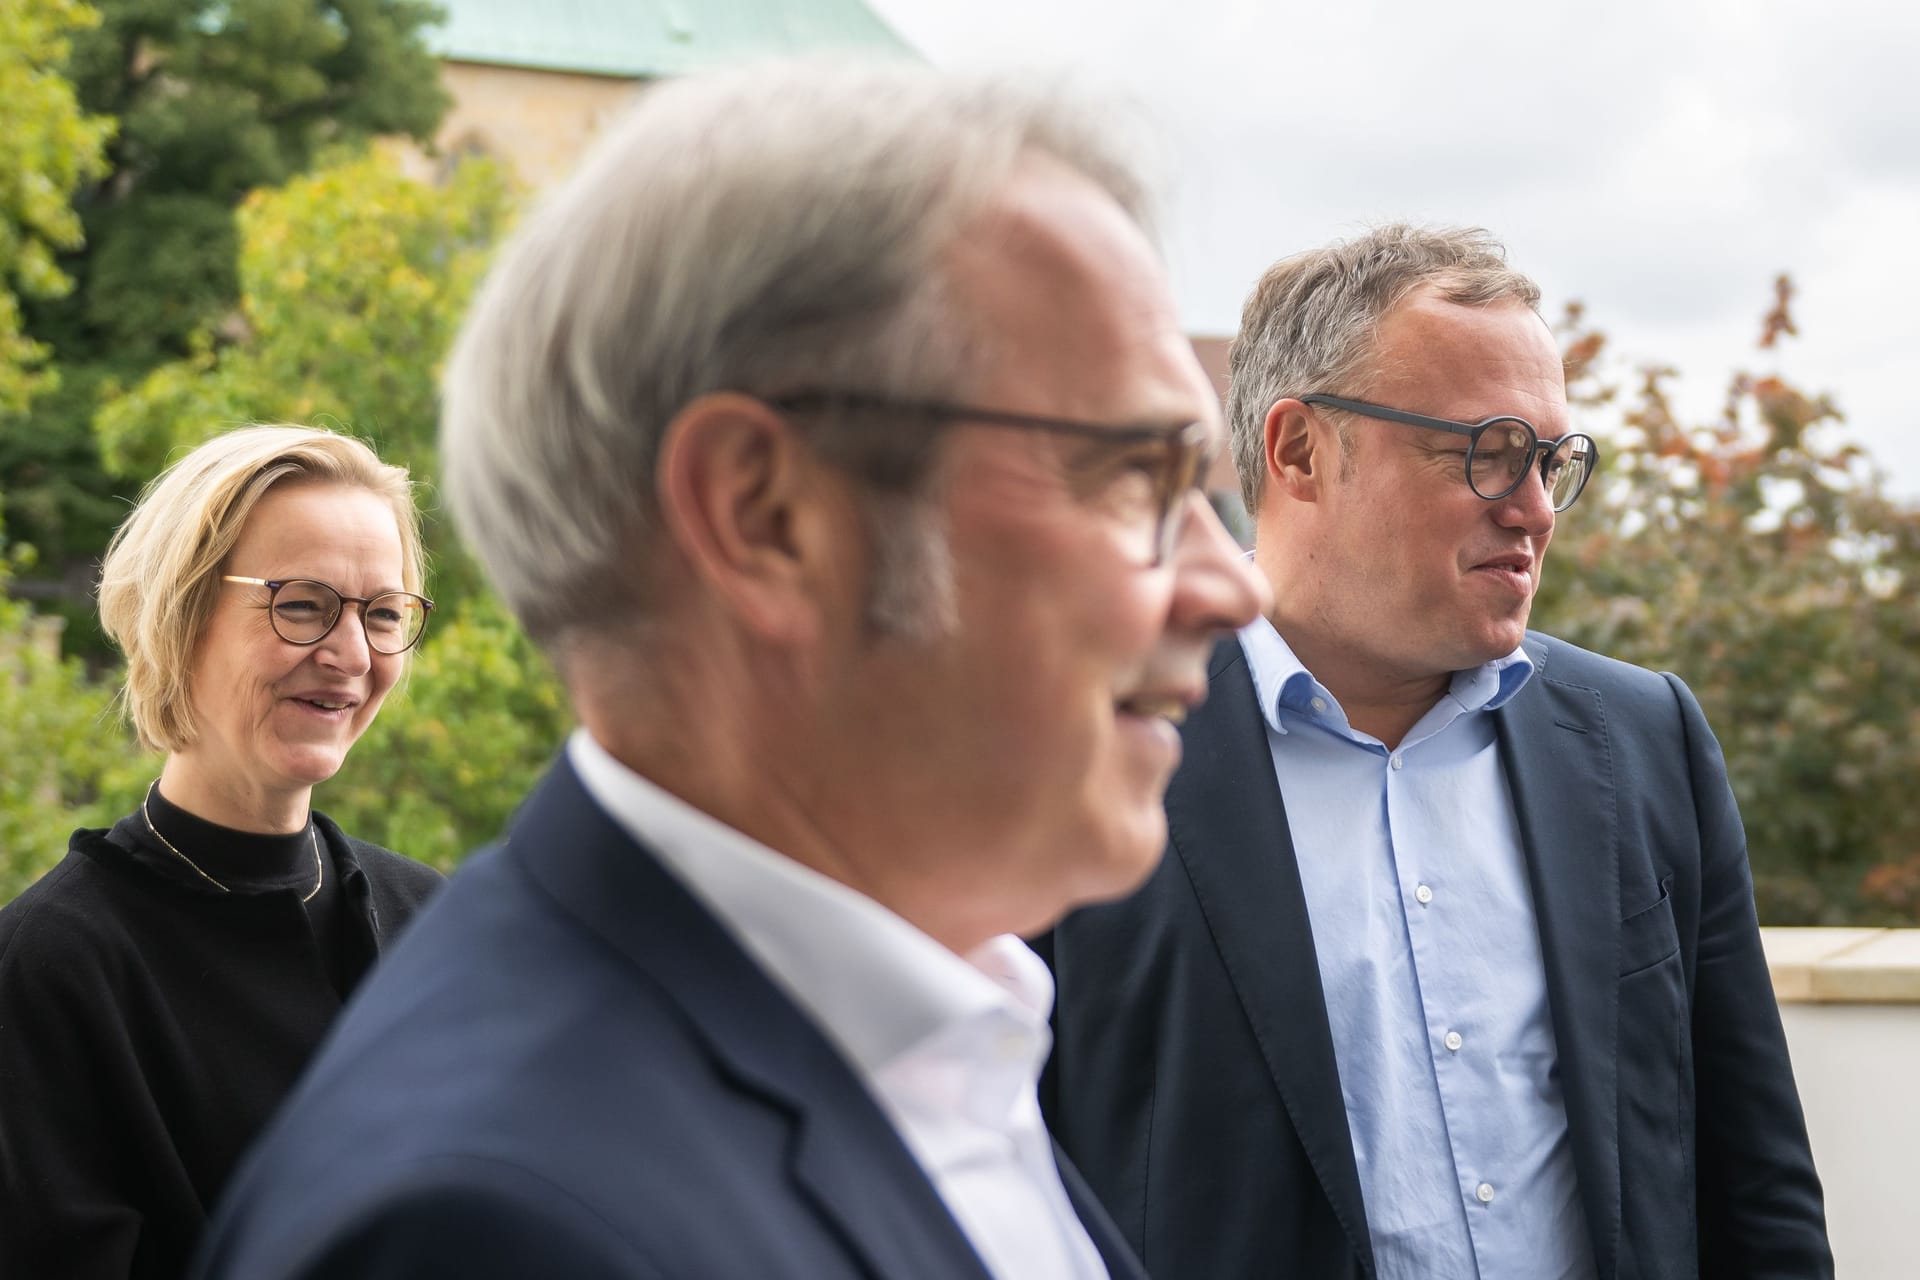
left=1043, top=224, right=1830, bottom=1280
left=193, top=59, right=1268, bottom=1280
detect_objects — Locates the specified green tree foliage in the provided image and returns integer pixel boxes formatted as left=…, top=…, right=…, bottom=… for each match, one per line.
left=95, top=147, right=509, bottom=485
left=1535, top=280, right=1920, bottom=924
left=0, top=0, right=112, bottom=414
left=55, top=0, right=450, bottom=361
left=320, top=590, right=570, bottom=871
left=3, top=0, right=449, bottom=631
left=0, top=559, right=154, bottom=901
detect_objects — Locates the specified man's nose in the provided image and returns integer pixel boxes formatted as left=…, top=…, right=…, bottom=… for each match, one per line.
left=1167, top=491, right=1271, bottom=631
left=1492, top=456, right=1557, bottom=537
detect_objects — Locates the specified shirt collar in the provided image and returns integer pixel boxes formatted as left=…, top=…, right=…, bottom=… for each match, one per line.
left=565, top=730, right=1052, bottom=1076
left=1454, top=644, right=1536, bottom=712
left=1239, top=615, right=1535, bottom=737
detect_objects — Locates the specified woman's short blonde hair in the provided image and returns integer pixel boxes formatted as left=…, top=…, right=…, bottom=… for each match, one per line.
left=97, top=425, right=425, bottom=752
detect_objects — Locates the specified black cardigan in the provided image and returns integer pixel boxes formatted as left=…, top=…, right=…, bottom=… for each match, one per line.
left=0, top=811, right=442, bottom=1279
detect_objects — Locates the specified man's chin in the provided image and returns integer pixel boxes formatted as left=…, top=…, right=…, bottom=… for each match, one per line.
left=1009, top=790, right=1173, bottom=935
left=1078, top=813, right=1171, bottom=907
left=1462, top=613, right=1533, bottom=664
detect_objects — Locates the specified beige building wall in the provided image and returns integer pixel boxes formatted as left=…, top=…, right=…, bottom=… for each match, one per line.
left=432, top=62, right=648, bottom=189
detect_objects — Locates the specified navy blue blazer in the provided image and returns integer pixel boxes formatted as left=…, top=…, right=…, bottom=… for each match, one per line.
left=195, top=759, right=1146, bottom=1280
left=1042, top=632, right=1830, bottom=1280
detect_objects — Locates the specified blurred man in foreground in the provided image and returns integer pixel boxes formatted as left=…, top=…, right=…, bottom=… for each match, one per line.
left=193, top=58, right=1267, bottom=1280
left=1043, top=224, right=1830, bottom=1279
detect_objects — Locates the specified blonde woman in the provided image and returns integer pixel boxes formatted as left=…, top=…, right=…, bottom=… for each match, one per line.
left=0, top=425, right=442, bottom=1279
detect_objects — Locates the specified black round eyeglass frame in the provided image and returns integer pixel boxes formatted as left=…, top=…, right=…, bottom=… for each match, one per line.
left=1300, top=394, right=1599, bottom=512
left=220, top=575, right=435, bottom=654
left=769, top=389, right=1213, bottom=567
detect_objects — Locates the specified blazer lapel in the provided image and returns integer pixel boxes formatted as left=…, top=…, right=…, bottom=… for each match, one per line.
left=512, top=759, right=994, bottom=1280
left=1055, top=1144, right=1149, bottom=1280
left=1165, top=637, right=1375, bottom=1277
left=1494, top=636, right=1621, bottom=1280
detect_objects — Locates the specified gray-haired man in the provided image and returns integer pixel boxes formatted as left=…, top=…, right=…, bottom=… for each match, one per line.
left=1044, top=224, right=1831, bottom=1280
left=193, top=58, right=1266, bottom=1280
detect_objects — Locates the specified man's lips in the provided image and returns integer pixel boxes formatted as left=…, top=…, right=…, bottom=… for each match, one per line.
left=1117, top=684, right=1207, bottom=725
left=1471, top=552, right=1535, bottom=575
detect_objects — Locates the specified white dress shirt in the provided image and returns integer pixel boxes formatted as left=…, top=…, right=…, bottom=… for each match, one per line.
left=568, top=730, right=1109, bottom=1280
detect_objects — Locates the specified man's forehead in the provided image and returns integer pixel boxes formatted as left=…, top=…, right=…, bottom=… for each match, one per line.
left=942, top=159, right=1210, bottom=425
left=1368, top=294, right=1563, bottom=386
left=945, top=158, right=1151, bottom=306
left=1381, top=287, right=1551, bottom=342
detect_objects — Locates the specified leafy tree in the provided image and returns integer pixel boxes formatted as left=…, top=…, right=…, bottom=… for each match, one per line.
left=4, top=0, right=449, bottom=633
left=91, top=144, right=510, bottom=471
left=318, top=589, right=571, bottom=871
left=54, top=0, right=449, bottom=361
left=1536, top=280, right=1920, bottom=924
left=0, top=0, right=112, bottom=416
left=0, top=558, right=153, bottom=901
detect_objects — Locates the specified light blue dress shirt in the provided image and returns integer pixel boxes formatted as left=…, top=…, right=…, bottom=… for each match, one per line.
left=1241, top=617, right=1596, bottom=1280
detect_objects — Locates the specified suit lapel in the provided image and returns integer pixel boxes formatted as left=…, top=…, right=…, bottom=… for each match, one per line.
left=1494, top=636, right=1621, bottom=1280
left=512, top=759, right=993, bottom=1280
left=1055, top=1143, right=1149, bottom=1280
left=1165, top=637, right=1375, bottom=1277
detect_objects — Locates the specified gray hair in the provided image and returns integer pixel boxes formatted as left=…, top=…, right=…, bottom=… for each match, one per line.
left=1225, top=224, right=1543, bottom=512
left=441, top=57, right=1155, bottom=647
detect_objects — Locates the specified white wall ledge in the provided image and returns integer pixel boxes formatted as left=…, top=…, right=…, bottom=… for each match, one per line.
left=1761, top=927, right=1920, bottom=1003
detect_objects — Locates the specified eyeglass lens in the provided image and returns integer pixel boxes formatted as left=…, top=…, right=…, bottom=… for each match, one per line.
left=271, top=580, right=429, bottom=653
left=1151, top=426, right=1211, bottom=565
left=1467, top=420, right=1593, bottom=511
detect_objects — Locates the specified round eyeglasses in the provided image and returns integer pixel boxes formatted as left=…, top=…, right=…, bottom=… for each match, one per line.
left=1301, top=394, right=1599, bottom=512
left=221, top=576, right=435, bottom=654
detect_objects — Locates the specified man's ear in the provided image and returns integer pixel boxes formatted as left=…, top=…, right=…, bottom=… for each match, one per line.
left=1264, top=398, right=1326, bottom=501
left=654, top=393, right=844, bottom=644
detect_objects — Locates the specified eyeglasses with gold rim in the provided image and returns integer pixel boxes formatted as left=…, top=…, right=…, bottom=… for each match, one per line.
left=220, top=576, right=435, bottom=655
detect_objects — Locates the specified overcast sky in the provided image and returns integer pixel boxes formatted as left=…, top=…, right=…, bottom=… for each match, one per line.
left=866, top=0, right=1920, bottom=498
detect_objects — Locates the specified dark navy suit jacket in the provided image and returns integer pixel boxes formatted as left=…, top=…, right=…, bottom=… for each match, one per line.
left=195, top=759, right=1146, bottom=1280
left=1042, top=632, right=1831, bottom=1280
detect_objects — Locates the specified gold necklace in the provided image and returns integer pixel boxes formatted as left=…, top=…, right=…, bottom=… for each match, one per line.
left=141, top=781, right=324, bottom=903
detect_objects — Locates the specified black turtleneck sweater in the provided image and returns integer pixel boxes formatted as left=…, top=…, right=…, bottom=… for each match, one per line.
left=0, top=792, right=443, bottom=1280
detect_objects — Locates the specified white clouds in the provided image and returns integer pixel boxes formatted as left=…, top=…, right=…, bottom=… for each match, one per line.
left=868, top=0, right=1920, bottom=496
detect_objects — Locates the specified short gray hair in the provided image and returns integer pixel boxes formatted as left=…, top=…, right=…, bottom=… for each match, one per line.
left=1226, top=224, right=1543, bottom=512
left=442, top=57, right=1154, bottom=646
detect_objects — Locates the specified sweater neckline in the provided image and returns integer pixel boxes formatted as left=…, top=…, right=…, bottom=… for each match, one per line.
left=133, top=785, right=320, bottom=895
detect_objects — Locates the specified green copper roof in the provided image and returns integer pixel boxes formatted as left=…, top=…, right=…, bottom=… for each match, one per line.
left=428, top=0, right=917, bottom=78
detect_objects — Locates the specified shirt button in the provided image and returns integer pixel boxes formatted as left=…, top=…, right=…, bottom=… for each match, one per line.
left=1414, top=883, right=1434, bottom=905
left=1444, top=1030, right=1463, bottom=1052
left=1390, top=755, right=1404, bottom=770
left=1310, top=696, right=1328, bottom=713
left=1476, top=1182, right=1495, bottom=1203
